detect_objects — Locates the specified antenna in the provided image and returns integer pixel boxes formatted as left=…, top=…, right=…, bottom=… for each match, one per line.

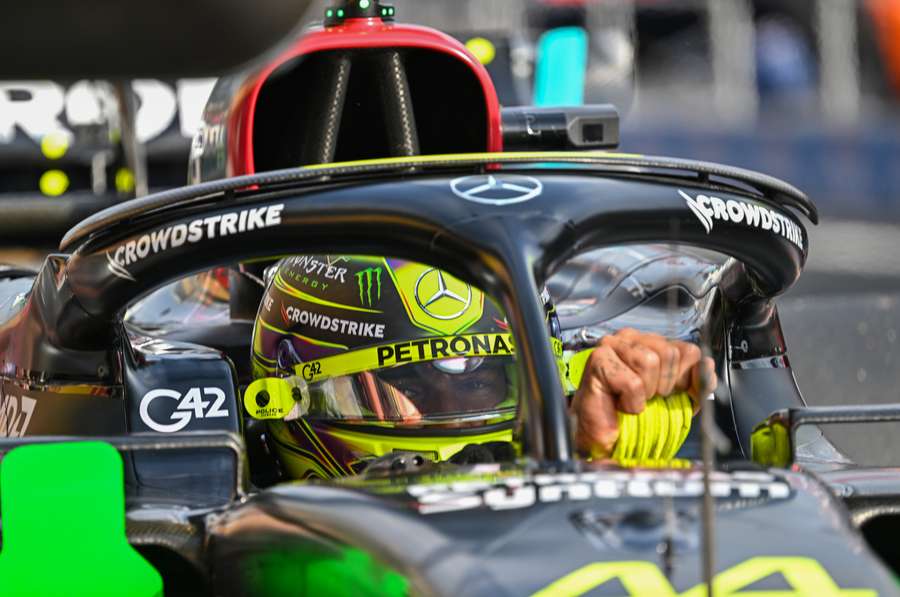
left=699, top=350, right=731, bottom=596
left=324, top=0, right=395, bottom=26
left=112, top=81, right=148, bottom=198
left=700, top=378, right=716, bottom=596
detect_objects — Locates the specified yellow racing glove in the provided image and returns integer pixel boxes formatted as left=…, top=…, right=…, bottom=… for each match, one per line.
left=566, top=348, right=694, bottom=463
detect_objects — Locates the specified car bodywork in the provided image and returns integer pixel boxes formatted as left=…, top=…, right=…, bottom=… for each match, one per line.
left=0, top=150, right=898, bottom=595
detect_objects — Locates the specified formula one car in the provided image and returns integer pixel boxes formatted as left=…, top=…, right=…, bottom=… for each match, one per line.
left=1, top=3, right=900, bottom=596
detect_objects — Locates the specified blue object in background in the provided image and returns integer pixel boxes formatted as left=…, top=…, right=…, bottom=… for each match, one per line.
left=534, top=27, right=588, bottom=106
left=755, top=18, right=817, bottom=97
left=622, top=123, right=900, bottom=221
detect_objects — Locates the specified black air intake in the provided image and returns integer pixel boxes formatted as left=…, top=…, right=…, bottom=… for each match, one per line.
left=252, top=48, right=489, bottom=170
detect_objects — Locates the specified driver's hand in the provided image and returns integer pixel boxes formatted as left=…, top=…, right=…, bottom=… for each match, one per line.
left=571, top=328, right=717, bottom=457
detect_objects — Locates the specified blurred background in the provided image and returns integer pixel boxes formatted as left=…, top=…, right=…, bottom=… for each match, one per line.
left=2, top=0, right=899, bottom=460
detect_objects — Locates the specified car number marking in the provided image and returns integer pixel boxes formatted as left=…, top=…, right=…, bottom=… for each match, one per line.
left=532, top=556, right=874, bottom=597
left=0, top=393, right=36, bottom=437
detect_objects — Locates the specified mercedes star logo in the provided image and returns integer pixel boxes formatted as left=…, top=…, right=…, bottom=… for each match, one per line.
left=414, top=268, right=472, bottom=320
left=450, top=174, right=543, bottom=205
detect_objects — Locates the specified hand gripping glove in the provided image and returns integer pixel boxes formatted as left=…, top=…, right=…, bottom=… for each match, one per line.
left=566, top=348, right=694, bottom=463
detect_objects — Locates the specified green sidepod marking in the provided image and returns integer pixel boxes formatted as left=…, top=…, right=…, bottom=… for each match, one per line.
left=531, top=557, right=875, bottom=597
left=0, top=442, right=162, bottom=597
left=245, top=546, right=408, bottom=596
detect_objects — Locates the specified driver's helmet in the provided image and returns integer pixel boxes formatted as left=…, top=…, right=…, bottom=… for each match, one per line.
left=245, top=254, right=561, bottom=479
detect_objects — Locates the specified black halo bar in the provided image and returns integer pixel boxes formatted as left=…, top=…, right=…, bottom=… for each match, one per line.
left=60, top=152, right=816, bottom=251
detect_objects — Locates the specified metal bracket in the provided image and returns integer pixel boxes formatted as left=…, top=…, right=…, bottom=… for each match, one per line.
left=762, top=403, right=900, bottom=464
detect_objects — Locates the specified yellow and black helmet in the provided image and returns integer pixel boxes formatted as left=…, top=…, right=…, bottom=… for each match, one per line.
left=245, top=255, right=561, bottom=479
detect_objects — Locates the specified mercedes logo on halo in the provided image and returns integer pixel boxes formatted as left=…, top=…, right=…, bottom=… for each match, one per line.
left=414, top=268, right=472, bottom=320
left=450, top=174, right=543, bottom=205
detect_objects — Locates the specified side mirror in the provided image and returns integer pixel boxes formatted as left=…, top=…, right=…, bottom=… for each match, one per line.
left=751, top=403, right=900, bottom=467
left=501, top=105, right=619, bottom=151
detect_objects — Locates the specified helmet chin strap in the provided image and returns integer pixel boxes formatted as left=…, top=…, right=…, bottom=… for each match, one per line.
left=361, top=452, right=431, bottom=476
left=360, top=441, right=516, bottom=474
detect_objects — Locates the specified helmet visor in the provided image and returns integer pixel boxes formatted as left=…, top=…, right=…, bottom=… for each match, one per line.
left=298, top=356, right=516, bottom=428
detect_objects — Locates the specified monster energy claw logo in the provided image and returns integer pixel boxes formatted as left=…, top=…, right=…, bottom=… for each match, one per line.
left=356, top=267, right=382, bottom=307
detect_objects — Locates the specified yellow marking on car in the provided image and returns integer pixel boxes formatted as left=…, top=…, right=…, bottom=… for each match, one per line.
left=532, top=557, right=875, bottom=597
left=300, top=150, right=645, bottom=171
